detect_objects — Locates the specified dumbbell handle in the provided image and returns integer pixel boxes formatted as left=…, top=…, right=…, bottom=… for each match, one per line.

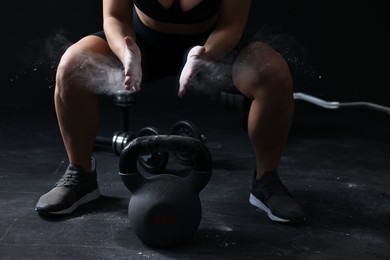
left=95, top=136, right=112, bottom=146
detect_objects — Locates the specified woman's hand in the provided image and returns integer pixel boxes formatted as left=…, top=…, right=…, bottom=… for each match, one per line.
left=178, top=45, right=205, bottom=97
left=123, top=36, right=142, bottom=92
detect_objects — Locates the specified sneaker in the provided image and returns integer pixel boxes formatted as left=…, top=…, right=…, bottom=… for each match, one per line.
left=249, top=171, right=305, bottom=223
left=35, top=160, right=100, bottom=215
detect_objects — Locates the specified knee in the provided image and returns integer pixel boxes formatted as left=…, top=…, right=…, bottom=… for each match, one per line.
left=55, top=45, right=89, bottom=99
left=232, top=42, right=293, bottom=99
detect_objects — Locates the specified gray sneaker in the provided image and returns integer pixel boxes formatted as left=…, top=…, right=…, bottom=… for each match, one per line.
left=35, top=160, right=100, bottom=215
left=249, top=171, right=305, bottom=223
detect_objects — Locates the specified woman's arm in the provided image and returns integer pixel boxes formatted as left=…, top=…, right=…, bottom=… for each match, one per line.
left=202, top=0, right=251, bottom=61
left=103, top=0, right=134, bottom=63
left=178, top=0, right=251, bottom=96
left=103, top=0, right=142, bottom=90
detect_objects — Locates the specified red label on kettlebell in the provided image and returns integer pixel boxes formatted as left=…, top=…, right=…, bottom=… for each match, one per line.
left=153, top=215, right=177, bottom=225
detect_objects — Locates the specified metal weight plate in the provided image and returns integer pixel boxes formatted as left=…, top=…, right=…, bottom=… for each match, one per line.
left=170, top=120, right=205, bottom=165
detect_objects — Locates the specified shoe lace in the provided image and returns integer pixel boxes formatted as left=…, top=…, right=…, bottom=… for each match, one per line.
left=56, top=171, right=80, bottom=187
left=264, top=180, right=290, bottom=196
left=255, top=178, right=291, bottom=202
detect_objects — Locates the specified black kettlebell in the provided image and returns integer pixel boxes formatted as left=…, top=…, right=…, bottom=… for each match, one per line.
left=119, top=135, right=212, bottom=247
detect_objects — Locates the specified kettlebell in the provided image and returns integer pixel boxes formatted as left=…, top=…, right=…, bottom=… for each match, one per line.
left=119, top=135, right=212, bottom=247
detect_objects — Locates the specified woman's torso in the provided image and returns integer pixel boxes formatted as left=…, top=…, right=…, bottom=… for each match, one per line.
left=133, top=0, right=221, bottom=35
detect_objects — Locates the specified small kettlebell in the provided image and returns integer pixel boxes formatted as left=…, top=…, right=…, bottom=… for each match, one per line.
left=119, top=135, right=212, bottom=247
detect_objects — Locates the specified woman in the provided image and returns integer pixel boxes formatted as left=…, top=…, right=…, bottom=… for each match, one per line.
left=36, top=0, right=305, bottom=223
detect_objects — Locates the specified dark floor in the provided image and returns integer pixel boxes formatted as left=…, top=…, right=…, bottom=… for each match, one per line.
left=1, top=86, right=390, bottom=259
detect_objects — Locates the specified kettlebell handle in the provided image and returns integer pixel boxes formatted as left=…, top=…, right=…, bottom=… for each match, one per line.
left=119, top=135, right=212, bottom=192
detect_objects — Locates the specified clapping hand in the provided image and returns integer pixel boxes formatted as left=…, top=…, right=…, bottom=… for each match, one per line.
left=178, top=45, right=205, bottom=97
left=123, top=36, right=142, bottom=92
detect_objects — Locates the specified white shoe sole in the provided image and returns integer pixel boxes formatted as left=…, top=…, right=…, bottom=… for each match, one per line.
left=249, top=193, right=290, bottom=223
left=42, top=189, right=101, bottom=215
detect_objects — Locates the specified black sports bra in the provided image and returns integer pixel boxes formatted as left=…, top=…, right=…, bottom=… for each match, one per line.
left=133, top=0, right=221, bottom=24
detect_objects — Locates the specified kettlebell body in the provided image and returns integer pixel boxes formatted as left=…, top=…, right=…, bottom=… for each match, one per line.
left=128, top=174, right=202, bottom=246
left=119, top=135, right=212, bottom=247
